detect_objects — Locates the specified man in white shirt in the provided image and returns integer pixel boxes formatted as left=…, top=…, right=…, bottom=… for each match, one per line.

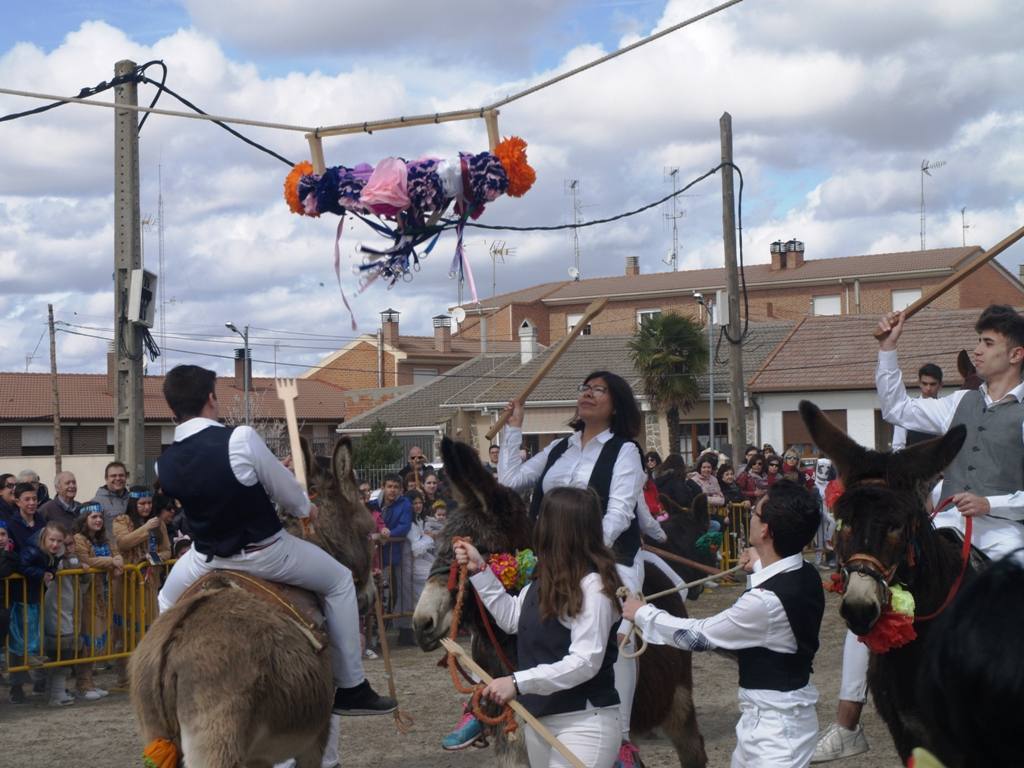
left=624, top=479, right=824, bottom=768
left=889, top=363, right=943, bottom=450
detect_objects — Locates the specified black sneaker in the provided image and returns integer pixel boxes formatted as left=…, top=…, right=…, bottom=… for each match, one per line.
left=332, top=680, right=397, bottom=716
left=9, top=685, right=26, bottom=704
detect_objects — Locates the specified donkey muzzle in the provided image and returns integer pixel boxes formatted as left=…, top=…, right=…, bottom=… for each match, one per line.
left=840, top=571, right=884, bottom=636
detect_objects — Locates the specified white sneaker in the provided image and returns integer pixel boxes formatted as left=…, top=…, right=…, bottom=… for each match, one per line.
left=363, top=648, right=379, bottom=660
left=81, top=689, right=104, bottom=701
left=811, top=723, right=869, bottom=763
left=49, top=693, right=75, bottom=707
left=94, top=687, right=109, bottom=697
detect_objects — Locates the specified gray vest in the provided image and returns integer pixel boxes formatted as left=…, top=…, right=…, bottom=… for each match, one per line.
left=939, top=390, right=1024, bottom=513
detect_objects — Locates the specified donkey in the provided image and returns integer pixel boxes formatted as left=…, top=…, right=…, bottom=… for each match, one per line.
left=129, top=437, right=377, bottom=768
left=798, top=400, right=981, bottom=761
left=413, top=437, right=707, bottom=768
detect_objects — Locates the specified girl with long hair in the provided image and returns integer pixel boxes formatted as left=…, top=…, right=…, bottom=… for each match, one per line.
left=113, top=486, right=171, bottom=633
left=455, top=487, right=623, bottom=768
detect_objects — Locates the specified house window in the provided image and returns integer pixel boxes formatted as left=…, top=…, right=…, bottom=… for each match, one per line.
left=636, top=309, right=661, bottom=328
left=891, top=288, right=922, bottom=312
left=22, top=426, right=54, bottom=456
left=412, top=367, right=439, bottom=384
left=812, top=294, right=842, bottom=316
left=566, top=313, right=592, bottom=335
left=678, top=421, right=728, bottom=459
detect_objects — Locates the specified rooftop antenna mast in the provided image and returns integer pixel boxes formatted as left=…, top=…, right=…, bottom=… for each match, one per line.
left=157, top=164, right=167, bottom=373
left=565, top=179, right=582, bottom=280
left=961, top=206, right=971, bottom=247
left=663, top=167, right=686, bottom=270
left=489, top=240, right=516, bottom=297
left=920, top=158, right=946, bottom=250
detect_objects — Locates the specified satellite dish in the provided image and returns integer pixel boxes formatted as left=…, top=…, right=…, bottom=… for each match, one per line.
left=452, top=306, right=467, bottom=323
left=568, top=267, right=580, bottom=280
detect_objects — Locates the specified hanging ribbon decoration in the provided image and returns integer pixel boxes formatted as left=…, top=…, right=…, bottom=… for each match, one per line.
left=284, top=138, right=535, bottom=326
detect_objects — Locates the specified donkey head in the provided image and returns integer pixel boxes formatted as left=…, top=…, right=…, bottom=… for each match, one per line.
left=799, top=401, right=965, bottom=635
left=412, top=437, right=532, bottom=652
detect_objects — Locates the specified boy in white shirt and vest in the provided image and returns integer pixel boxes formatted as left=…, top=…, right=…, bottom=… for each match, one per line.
left=623, top=479, right=824, bottom=768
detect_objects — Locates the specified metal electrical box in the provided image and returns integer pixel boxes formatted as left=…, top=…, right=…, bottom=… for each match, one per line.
left=127, top=268, right=157, bottom=327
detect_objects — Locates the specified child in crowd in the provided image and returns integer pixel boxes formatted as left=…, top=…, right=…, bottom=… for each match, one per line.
left=73, top=502, right=122, bottom=700
left=624, top=480, right=824, bottom=768
left=0, top=522, right=13, bottom=658
left=44, top=526, right=80, bottom=706
left=455, top=487, right=624, bottom=768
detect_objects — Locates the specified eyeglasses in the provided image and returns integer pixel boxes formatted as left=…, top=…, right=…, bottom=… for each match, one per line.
left=577, top=384, right=608, bottom=396
left=411, top=456, right=425, bottom=462
left=4, top=483, right=15, bottom=489
left=767, top=463, right=779, bottom=468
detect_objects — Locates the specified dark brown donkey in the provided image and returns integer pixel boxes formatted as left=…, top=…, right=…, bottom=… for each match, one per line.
left=799, top=400, right=981, bottom=761
left=413, top=437, right=707, bottom=768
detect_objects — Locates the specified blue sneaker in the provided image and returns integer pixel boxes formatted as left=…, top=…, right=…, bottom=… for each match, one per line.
left=441, top=709, right=484, bottom=750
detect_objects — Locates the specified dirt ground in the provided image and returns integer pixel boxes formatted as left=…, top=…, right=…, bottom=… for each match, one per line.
left=1, top=586, right=900, bottom=767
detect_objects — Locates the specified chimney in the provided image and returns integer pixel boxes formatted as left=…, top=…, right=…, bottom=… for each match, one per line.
left=519, top=319, right=538, bottom=364
left=770, top=240, right=784, bottom=271
left=785, top=238, right=805, bottom=268
left=625, top=256, right=640, bottom=276
left=234, top=348, right=252, bottom=391
left=380, top=308, right=400, bottom=348
left=106, top=342, right=116, bottom=395
left=432, top=314, right=452, bottom=353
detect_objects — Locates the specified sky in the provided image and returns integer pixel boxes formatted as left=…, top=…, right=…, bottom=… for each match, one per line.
left=1, top=0, right=1022, bottom=378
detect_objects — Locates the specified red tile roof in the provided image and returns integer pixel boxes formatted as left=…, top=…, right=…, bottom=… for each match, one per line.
left=0, top=372, right=351, bottom=422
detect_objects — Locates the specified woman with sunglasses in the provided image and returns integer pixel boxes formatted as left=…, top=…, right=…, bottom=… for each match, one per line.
left=498, top=370, right=647, bottom=768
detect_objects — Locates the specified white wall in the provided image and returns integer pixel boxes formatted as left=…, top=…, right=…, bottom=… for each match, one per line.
left=755, top=391, right=880, bottom=451
left=9, top=454, right=115, bottom=494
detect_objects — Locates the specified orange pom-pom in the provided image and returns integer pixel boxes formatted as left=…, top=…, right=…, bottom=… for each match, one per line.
left=493, top=136, right=536, bottom=198
left=142, top=738, right=180, bottom=768
left=284, top=161, right=315, bottom=216
left=858, top=609, right=917, bottom=654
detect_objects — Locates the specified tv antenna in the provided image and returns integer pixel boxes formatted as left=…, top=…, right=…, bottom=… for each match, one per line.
left=565, top=179, right=582, bottom=280
left=663, top=168, right=687, bottom=270
left=960, top=206, right=972, bottom=247
left=920, top=158, right=946, bottom=250
left=489, top=240, right=516, bottom=297
left=157, top=165, right=168, bottom=373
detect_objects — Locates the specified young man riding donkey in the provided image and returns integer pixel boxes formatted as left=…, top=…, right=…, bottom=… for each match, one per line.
left=134, top=365, right=394, bottom=765
left=811, top=304, right=1024, bottom=763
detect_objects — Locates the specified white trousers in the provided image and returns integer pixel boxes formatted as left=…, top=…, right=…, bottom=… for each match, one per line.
left=614, top=561, right=641, bottom=738
left=839, top=630, right=869, bottom=702
left=158, top=532, right=364, bottom=688
left=731, top=696, right=818, bottom=767
left=525, top=706, right=620, bottom=768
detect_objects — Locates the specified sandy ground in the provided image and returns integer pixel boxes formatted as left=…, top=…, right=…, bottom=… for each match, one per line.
left=1, top=587, right=900, bottom=767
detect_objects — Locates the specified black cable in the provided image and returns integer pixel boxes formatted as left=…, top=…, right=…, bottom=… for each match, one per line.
left=719, top=162, right=749, bottom=344
left=136, top=74, right=294, bottom=167
left=135, top=60, right=167, bottom=134
left=0, top=71, right=136, bottom=123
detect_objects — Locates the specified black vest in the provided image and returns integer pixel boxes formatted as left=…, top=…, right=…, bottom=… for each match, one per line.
left=516, top=580, right=620, bottom=718
left=528, top=434, right=642, bottom=565
left=158, top=426, right=282, bottom=558
left=736, top=561, right=824, bottom=692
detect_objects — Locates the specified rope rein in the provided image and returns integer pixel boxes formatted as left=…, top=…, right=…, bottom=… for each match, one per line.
left=446, top=537, right=517, bottom=737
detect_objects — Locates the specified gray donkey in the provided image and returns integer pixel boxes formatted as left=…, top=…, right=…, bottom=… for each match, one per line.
left=413, top=437, right=707, bottom=768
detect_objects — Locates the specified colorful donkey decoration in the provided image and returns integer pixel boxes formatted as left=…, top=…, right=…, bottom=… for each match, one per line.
left=283, top=138, right=535, bottom=324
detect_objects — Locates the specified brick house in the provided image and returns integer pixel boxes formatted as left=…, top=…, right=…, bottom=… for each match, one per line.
left=747, top=308, right=986, bottom=455
left=453, top=243, right=1024, bottom=346
left=303, top=308, right=517, bottom=390
left=0, top=352, right=353, bottom=487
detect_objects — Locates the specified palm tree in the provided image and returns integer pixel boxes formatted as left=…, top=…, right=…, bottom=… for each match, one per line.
left=629, top=312, right=709, bottom=455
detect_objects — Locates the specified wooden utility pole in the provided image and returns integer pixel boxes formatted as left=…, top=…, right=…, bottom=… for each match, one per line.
left=48, top=304, right=62, bottom=473
left=720, top=112, right=745, bottom=468
left=114, top=59, right=146, bottom=483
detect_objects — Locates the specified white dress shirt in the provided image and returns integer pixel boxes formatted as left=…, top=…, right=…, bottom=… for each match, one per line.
left=876, top=349, right=1024, bottom=521
left=634, top=552, right=819, bottom=708
left=470, top=568, right=618, bottom=697
left=157, top=418, right=310, bottom=519
left=499, top=426, right=643, bottom=548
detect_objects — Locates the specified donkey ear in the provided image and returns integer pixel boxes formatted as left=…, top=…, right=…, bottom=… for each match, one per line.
left=957, top=350, right=974, bottom=380
left=441, top=436, right=498, bottom=507
left=798, top=400, right=866, bottom=480
left=299, top=435, right=317, bottom=482
left=332, top=435, right=355, bottom=485
left=893, top=425, right=967, bottom=483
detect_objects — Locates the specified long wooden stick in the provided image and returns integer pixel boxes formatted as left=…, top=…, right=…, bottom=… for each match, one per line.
left=373, top=580, right=414, bottom=733
left=642, top=544, right=729, bottom=578
left=875, top=223, right=1024, bottom=339
left=440, top=638, right=586, bottom=768
left=486, top=297, right=609, bottom=441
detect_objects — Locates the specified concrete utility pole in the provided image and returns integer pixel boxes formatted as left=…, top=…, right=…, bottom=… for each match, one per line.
left=720, top=113, right=745, bottom=468
left=48, top=304, right=62, bottom=473
left=113, top=59, right=146, bottom=483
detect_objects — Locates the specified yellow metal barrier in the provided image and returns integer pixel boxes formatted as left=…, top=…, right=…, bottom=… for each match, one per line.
left=2, top=560, right=176, bottom=674
left=717, top=503, right=751, bottom=569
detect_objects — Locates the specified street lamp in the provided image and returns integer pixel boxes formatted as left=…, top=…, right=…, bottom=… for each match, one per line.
left=225, top=322, right=250, bottom=425
left=694, top=292, right=714, bottom=454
